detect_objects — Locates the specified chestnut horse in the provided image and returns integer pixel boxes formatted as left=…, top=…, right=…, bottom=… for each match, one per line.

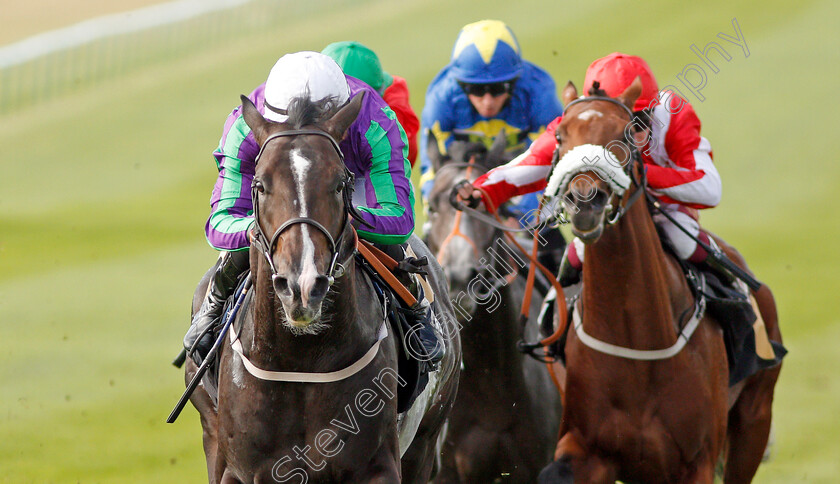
left=424, top=137, right=562, bottom=483
left=538, top=80, right=783, bottom=483
left=185, top=92, right=460, bottom=483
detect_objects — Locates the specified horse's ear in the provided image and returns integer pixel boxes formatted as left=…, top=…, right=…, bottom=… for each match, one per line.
left=562, top=81, right=578, bottom=107
left=617, top=76, right=643, bottom=111
left=240, top=95, right=270, bottom=145
left=323, top=91, right=365, bottom=141
left=487, top=129, right=507, bottom=167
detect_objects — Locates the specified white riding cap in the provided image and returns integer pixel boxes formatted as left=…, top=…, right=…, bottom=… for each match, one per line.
left=263, top=51, right=351, bottom=123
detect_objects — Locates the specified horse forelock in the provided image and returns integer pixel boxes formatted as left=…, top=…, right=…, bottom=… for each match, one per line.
left=285, top=93, right=342, bottom=129
left=587, top=81, right=608, bottom=97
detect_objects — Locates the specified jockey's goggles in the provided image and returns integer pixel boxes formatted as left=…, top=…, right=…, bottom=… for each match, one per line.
left=459, top=79, right=517, bottom=97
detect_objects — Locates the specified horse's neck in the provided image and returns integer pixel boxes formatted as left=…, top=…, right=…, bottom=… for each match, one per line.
left=581, top=198, right=686, bottom=347
left=460, top=254, right=524, bottom=370
left=243, top=261, right=376, bottom=373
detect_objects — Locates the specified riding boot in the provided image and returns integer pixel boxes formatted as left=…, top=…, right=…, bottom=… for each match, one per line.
left=693, top=236, right=739, bottom=289
left=407, top=275, right=444, bottom=365
left=376, top=243, right=445, bottom=365
left=558, top=257, right=581, bottom=287
left=557, top=254, right=580, bottom=289
left=184, top=250, right=250, bottom=362
left=557, top=237, right=583, bottom=287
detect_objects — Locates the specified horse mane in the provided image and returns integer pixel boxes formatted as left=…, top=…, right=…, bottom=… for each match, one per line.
left=284, top=92, right=342, bottom=129
left=587, top=80, right=609, bottom=97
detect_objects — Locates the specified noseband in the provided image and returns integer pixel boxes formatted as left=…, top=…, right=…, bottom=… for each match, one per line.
left=560, top=95, right=648, bottom=225
left=250, top=128, right=356, bottom=287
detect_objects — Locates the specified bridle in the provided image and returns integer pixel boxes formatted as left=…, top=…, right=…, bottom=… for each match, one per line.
left=249, top=128, right=359, bottom=289
left=433, top=158, right=519, bottom=297
left=229, top=126, right=393, bottom=384
left=559, top=95, right=648, bottom=226
left=433, top=159, right=487, bottom=260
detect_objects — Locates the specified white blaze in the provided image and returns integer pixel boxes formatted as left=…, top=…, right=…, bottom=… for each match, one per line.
left=577, top=109, right=603, bottom=121
left=290, top=149, right=319, bottom=298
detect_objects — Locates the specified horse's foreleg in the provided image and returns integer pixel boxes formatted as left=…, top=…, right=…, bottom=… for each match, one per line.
left=401, top=436, right=439, bottom=484
left=194, top=389, right=220, bottom=482
left=723, top=387, right=774, bottom=484
left=186, top=359, right=220, bottom=483
left=219, top=468, right=242, bottom=484
left=681, top=453, right=716, bottom=484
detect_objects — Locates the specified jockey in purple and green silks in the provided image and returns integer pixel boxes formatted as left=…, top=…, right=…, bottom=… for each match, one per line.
left=207, top=77, right=414, bottom=251
left=182, top=52, right=446, bottom=365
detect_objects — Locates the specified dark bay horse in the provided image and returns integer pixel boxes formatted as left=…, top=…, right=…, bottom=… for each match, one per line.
left=185, top=92, right=460, bottom=483
left=538, top=80, right=783, bottom=483
left=425, top=137, right=562, bottom=483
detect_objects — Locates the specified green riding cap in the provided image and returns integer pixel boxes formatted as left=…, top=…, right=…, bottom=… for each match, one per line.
left=322, top=41, right=394, bottom=93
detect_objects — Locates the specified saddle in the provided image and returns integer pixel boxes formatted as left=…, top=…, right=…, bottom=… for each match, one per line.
left=697, top=266, right=786, bottom=385
left=539, top=261, right=786, bottom=386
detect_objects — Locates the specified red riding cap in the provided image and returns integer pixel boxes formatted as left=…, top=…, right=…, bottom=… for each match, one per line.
left=583, top=52, right=659, bottom=112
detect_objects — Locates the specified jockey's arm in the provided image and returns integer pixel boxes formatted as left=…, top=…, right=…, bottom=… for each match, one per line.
left=464, top=116, right=562, bottom=210
left=353, top=104, right=415, bottom=245
left=205, top=104, right=260, bottom=252
left=383, top=76, right=420, bottom=167
left=646, top=100, right=722, bottom=209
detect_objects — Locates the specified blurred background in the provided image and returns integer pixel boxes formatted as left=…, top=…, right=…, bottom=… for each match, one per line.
left=1, top=0, right=838, bottom=481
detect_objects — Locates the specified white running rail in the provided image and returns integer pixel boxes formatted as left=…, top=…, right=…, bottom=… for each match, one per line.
left=0, top=0, right=255, bottom=69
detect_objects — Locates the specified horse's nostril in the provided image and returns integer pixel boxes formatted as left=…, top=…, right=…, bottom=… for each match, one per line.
left=309, top=275, right=330, bottom=302
left=290, top=307, right=305, bottom=321
left=591, top=190, right=609, bottom=210
left=468, top=268, right=479, bottom=281
left=272, top=275, right=291, bottom=297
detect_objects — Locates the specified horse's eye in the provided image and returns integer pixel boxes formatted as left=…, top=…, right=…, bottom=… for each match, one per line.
left=253, top=180, right=265, bottom=194
left=335, top=182, right=344, bottom=194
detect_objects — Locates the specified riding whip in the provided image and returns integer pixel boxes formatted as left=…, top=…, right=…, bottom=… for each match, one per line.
left=167, top=273, right=252, bottom=424
left=647, top=195, right=762, bottom=291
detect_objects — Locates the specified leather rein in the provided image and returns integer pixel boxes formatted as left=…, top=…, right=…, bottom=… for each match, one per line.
left=434, top=159, right=519, bottom=296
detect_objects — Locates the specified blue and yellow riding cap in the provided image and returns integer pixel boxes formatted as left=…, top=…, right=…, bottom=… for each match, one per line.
left=450, top=20, right=523, bottom=84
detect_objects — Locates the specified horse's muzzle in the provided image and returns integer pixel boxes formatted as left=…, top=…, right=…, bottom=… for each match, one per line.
left=273, top=272, right=331, bottom=329
left=571, top=224, right=604, bottom=243
left=565, top=187, right=609, bottom=243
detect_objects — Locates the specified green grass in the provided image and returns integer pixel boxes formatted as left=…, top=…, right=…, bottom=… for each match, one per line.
left=1, top=0, right=838, bottom=481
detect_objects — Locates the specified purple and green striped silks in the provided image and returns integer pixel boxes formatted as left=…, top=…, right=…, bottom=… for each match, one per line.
left=204, top=76, right=413, bottom=251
